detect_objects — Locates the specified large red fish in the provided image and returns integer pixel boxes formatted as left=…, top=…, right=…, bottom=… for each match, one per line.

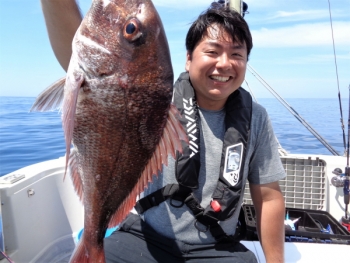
left=31, top=0, right=187, bottom=262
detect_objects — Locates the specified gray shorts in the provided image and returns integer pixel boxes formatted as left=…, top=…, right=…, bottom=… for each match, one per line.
left=104, top=214, right=258, bottom=263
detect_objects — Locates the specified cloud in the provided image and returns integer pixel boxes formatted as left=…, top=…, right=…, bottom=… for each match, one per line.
left=252, top=22, right=350, bottom=48
left=242, top=0, right=275, bottom=8
left=267, top=9, right=347, bottom=23
left=77, top=0, right=209, bottom=14
left=152, top=0, right=209, bottom=9
left=272, top=10, right=329, bottom=21
left=295, top=53, right=350, bottom=64
left=263, top=53, right=350, bottom=66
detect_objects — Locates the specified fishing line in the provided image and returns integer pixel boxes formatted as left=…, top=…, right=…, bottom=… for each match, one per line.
left=244, top=80, right=258, bottom=103
left=243, top=79, right=288, bottom=156
left=247, top=64, right=340, bottom=156
left=327, top=0, right=346, bottom=154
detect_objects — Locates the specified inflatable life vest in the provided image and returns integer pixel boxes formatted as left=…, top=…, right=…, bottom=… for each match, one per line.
left=135, top=72, right=252, bottom=241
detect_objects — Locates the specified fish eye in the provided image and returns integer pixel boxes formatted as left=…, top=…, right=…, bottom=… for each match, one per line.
left=126, top=23, right=136, bottom=34
left=123, top=18, right=142, bottom=42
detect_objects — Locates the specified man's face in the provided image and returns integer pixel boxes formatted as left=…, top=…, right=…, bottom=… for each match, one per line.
left=185, top=25, right=247, bottom=110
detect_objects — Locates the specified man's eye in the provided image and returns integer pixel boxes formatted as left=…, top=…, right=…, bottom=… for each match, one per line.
left=232, top=53, right=242, bottom=57
left=205, top=50, right=217, bottom=54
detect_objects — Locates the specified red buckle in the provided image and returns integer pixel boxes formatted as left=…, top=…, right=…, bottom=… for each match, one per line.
left=211, top=200, right=221, bottom=212
left=342, top=222, right=350, bottom=232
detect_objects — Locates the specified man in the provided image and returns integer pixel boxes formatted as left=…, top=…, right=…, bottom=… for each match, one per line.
left=41, top=1, right=286, bottom=262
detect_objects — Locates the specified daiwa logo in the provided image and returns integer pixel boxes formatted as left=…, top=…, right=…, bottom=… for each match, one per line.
left=183, top=98, right=199, bottom=158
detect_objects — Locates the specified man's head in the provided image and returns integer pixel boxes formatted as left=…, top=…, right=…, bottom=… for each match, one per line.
left=184, top=6, right=253, bottom=110
left=186, top=7, right=252, bottom=60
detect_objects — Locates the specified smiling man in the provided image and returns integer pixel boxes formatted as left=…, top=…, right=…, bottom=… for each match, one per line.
left=41, top=1, right=286, bottom=262
left=129, top=6, right=286, bottom=263
left=185, top=23, right=248, bottom=110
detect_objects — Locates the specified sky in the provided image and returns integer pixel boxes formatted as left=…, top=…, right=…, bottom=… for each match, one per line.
left=0, top=0, right=349, bottom=98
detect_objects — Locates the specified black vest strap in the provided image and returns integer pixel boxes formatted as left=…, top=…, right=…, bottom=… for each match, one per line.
left=135, top=183, right=247, bottom=241
left=134, top=184, right=180, bottom=214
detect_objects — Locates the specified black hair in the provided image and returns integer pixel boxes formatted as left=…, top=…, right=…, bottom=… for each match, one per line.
left=185, top=5, right=253, bottom=59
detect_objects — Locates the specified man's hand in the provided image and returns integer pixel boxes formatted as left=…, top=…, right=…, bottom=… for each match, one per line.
left=41, top=0, right=83, bottom=71
left=250, top=181, right=285, bottom=263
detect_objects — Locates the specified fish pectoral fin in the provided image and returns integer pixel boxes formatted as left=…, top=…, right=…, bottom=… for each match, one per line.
left=140, top=103, right=188, bottom=186
left=165, top=103, right=189, bottom=156
left=68, top=148, right=84, bottom=202
left=62, top=73, right=84, bottom=178
left=107, top=104, right=188, bottom=228
left=30, top=77, right=66, bottom=112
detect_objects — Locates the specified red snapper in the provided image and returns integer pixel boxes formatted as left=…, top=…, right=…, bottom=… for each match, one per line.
left=31, top=0, right=187, bottom=262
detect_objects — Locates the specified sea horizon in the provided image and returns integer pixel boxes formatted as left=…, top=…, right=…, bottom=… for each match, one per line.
left=1, top=96, right=349, bottom=176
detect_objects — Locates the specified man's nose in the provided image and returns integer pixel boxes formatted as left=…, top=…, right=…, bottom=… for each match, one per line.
left=216, top=53, right=232, bottom=70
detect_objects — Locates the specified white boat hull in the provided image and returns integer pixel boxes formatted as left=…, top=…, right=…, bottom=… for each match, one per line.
left=0, top=157, right=83, bottom=263
left=0, top=154, right=349, bottom=262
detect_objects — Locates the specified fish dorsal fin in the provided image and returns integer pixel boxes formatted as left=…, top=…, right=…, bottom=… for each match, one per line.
left=68, top=148, right=84, bottom=203
left=108, top=104, right=188, bottom=227
left=62, top=73, right=84, bottom=179
left=30, top=77, right=66, bottom=112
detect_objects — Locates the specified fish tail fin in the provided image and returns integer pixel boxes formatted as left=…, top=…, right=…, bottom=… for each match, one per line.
left=69, top=236, right=105, bottom=263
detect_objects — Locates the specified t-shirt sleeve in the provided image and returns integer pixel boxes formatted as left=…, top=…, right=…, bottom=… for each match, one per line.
left=248, top=104, right=286, bottom=184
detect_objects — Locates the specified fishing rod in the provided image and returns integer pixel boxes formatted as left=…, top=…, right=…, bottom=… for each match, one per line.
left=328, top=0, right=349, bottom=226
left=0, top=249, right=14, bottom=263
left=331, top=85, right=350, bottom=225
left=347, top=88, right=350, bottom=219
left=247, top=64, right=340, bottom=156
left=345, top=87, right=350, bottom=222
left=327, top=0, right=347, bottom=155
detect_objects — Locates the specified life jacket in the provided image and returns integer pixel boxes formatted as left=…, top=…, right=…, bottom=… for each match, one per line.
left=135, top=72, right=252, bottom=241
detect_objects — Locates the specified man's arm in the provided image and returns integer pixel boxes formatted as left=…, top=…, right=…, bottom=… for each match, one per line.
left=41, top=0, right=83, bottom=71
left=250, top=181, right=285, bottom=263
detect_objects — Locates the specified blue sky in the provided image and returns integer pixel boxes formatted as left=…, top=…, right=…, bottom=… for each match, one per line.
left=0, top=0, right=349, bottom=98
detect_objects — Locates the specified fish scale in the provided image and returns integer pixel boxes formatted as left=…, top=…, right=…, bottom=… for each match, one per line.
left=30, top=0, right=187, bottom=262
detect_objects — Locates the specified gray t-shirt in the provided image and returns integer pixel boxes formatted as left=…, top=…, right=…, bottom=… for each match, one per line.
left=140, top=102, right=286, bottom=244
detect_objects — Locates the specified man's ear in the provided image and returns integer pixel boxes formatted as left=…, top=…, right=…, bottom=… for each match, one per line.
left=185, top=52, right=191, bottom=71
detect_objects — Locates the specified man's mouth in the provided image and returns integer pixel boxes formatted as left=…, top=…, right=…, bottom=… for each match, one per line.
left=210, top=75, right=231, bottom=82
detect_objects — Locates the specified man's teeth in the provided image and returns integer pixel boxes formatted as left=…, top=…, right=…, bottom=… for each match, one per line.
left=211, top=76, right=230, bottom=82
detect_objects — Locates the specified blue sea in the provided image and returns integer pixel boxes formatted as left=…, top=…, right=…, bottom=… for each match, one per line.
left=0, top=96, right=348, bottom=176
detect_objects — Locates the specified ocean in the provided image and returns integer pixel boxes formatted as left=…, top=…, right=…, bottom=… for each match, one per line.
left=0, top=96, right=348, bottom=176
